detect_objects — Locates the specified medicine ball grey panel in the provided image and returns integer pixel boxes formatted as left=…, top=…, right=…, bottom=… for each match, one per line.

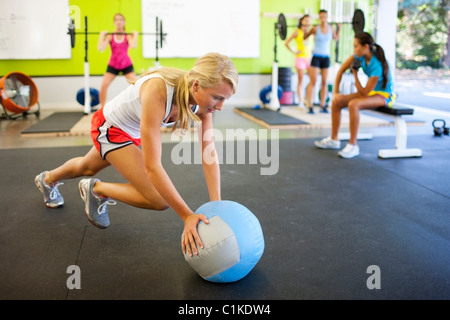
left=183, top=216, right=240, bottom=279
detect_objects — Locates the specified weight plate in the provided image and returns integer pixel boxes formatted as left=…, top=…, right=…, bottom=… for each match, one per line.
left=160, top=19, right=163, bottom=49
left=278, top=13, right=287, bottom=40
left=352, top=9, right=365, bottom=34
left=68, top=19, right=75, bottom=48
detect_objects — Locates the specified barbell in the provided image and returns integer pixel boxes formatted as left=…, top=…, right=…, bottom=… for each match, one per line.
left=275, top=8, right=366, bottom=41
left=67, top=16, right=167, bottom=49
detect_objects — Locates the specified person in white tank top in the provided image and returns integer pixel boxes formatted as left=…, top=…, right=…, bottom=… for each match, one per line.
left=34, top=53, right=238, bottom=257
left=102, top=73, right=177, bottom=138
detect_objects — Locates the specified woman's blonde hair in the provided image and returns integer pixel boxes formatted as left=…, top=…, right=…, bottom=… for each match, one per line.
left=139, top=52, right=238, bottom=131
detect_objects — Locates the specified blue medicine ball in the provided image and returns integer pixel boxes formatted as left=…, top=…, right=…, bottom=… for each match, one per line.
left=76, top=88, right=100, bottom=107
left=259, top=84, right=283, bottom=104
left=183, top=200, right=265, bottom=283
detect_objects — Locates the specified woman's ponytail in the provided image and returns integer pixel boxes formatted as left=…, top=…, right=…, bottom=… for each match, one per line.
left=374, top=44, right=389, bottom=89
left=175, top=72, right=200, bottom=133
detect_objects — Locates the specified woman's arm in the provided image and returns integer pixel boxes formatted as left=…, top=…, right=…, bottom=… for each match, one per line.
left=352, top=69, right=379, bottom=96
left=196, top=112, right=221, bottom=202
left=333, top=54, right=354, bottom=94
left=128, top=31, right=139, bottom=49
left=139, top=78, right=208, bottom=256
left=97, top=32, right=111, bottom=52
left=333, top=23, right=342, bottom=41
left=304, top=26, right=316, bottom=40
left=284, top=30, right=300, bottom=55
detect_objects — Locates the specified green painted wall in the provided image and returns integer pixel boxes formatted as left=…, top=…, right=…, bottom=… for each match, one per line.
left=0, top=0, right=371, bottom=77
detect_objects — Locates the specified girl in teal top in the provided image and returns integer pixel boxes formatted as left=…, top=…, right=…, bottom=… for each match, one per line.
left=353, top=52, right=394, bottom=102
left=315, top=32, right=394, bottom=159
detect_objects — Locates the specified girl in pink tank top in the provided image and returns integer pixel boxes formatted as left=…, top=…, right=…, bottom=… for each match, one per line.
left=108, top=34, right=133, bottom=70
left=98, top=13, right=138, bottom=107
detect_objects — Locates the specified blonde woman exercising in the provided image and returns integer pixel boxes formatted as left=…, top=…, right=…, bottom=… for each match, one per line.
left=35, top=53, right=238, bottom=256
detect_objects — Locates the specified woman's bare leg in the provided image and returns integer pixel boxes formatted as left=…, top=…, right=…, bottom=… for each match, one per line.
left=45, top=146, right=110, bottom=184
left=99, top=72, right=116, bottom=107
left=330, top=93, right=361, bottom=141
left=347, top=95, right=386, bottom=145
left=305, top=66, right=318, bottom=107
left=124, top=71, right=137, bottom=83
left=319, top=68, right=329, bottom=108
left=95, top=144, right=169, bottom=210
left=296, top=68, right=304, bottom=105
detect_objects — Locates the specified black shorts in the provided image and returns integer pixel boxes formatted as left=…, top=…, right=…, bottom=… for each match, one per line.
left=106, top=64, right=134, bottom=75
left=311, top=55, right=331, bottom=69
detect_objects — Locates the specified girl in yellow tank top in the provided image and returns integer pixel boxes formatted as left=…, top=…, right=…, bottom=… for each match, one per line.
left=285, top=15, right=312, bottom=108
left=295, top=28, right=312, bottom=59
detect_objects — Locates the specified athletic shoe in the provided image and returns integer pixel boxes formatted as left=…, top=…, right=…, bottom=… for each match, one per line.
left=338, top=143, right=360, bottom=159
left=320, top=106, right=329, bottom=113
left=314, top=136, right=341, bottom=149
left=78, top=178, right=116, bottom=229
left=308, top=107, right=315, bottom=114
left=35, top=171, right=64, bottom=208
left=303, top=99, right=310, bottom=106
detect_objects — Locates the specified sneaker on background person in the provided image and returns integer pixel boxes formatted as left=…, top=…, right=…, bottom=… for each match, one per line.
left=315, top=137, right=360, bottom=159
left=314, top=136, right=341, bottom=149
left=338, top=143, right=360, bottom=159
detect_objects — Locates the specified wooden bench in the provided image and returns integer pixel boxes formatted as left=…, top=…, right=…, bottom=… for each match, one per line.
left=373, top=105, right=422, bottom=158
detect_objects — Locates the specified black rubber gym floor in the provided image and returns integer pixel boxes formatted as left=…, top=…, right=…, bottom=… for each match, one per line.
left=0, top=135, right=449, bottom=300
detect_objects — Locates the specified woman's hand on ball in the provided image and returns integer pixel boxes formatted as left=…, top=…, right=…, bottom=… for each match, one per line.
left=182, top=213, right=209, bottom=256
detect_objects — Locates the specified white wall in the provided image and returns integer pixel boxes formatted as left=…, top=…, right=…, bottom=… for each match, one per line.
left=34, top=76, right=129, bottom=110
left=373, top=0, right=398, bottom=77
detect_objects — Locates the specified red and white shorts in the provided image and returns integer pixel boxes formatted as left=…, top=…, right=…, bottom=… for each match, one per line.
left=91, top=107, right=141, bottom=160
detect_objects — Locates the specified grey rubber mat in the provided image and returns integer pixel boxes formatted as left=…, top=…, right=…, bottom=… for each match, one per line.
left=235, top=107, right=309, bottom=125
left=21, top=112, right=84, bottom=134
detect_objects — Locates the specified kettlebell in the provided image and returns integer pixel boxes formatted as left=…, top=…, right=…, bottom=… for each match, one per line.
left=432, top=119, right=448, bottom=136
